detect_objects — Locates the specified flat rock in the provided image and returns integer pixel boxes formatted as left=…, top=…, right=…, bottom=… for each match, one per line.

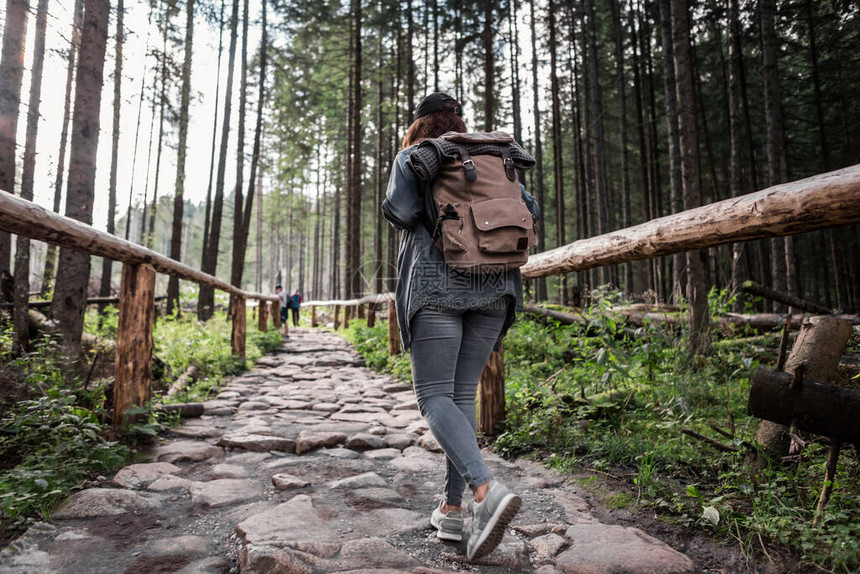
left=312, top=402, right=341, bottom=412
left=208, top=463, right=248, bottom=479
left=329, top=472, right=389, bottom=489
left=384, top=433, right=416, bottom=450
left=148, top=474, right=193, bottom=491
left=272, top=473, right=311, bottom=490
left=217, top=433, right=296, bottom=453
left=295, top=430, right=348, bottom=455
left=170, top=422, right=224, bottom=439
left=52, top=488, right=163, bottom=519
left=345, top=432, right=387, bottom=451
left=529, top=533, right=569, bottom=557
left=363, top=448, right=403, bottom=461
left=417, top=433, right=443, bottom=453
left=556, top=523, right=695, bottom=574
left=236, top=494, right=340, bottom=546
left=111, top=462, right=181, bottom=489
left=337, top=538, right=420, bottom=570
left=148, top=535, right=209, bottom=557
left=189, top=479, right=263, bottom=508
left=321, top=447, right=361, bottom=459
left=176, top=557, right=231, bottom=574
left=389, top=456, right=439, bottom=474
left=154, top=440, right=224, bottom=464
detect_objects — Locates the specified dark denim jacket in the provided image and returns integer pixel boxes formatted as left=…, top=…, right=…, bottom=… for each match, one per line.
left=381, top=145, right=540, bottom=350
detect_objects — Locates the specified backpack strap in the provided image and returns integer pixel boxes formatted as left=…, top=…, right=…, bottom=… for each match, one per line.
left=500, top=145, right=516, bottom=182
left=431, top=203, right=461, bottom=242
left=457, top=144, right=478, bottom=182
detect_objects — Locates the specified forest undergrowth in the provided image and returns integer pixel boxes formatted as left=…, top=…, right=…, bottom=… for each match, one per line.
left=0, top=302, right=282, bottom=545
left=341, top=290, right=860, bottom=573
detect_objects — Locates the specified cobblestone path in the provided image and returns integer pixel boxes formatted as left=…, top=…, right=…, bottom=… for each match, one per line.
left=0, top=328, right=696, bottom=573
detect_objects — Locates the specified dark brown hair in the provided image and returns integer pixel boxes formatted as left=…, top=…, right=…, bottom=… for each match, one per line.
left=401, top=111, right=467, bottom=149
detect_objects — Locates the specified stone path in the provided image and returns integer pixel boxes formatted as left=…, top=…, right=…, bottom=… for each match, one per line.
left=0, top=328, right=696, bottom=574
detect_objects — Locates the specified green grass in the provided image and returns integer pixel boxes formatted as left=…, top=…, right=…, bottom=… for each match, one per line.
left=1, top=302, right=284, bottom=540
left=341, top=295, right=860, bottom=573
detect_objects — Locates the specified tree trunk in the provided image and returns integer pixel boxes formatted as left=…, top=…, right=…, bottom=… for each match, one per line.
left=670, top=0, right=709, bottom=354
left=611, top=0, right=632, bottom=295
left=99, top=0, right=124, bottom=307
left=760, top=0, right=789, bottom=307
left=658, top=0, right=683, bottom=303
left=42, top=0, right=83, bottom=297
left=346, top=0, right=362, bottom=298
left=199, top=0, right=239, bottom=320
left=728, top=0, right=744, bottom=310
left=482, top=0, right=494, bottom=131
left=509, top=0, right=523, bottom=146
left=0, top=0, right=29, bottom=269
left=201, top=0, right=226, bottom=281
left=230, top=0, right=250, bottom=290
left=12, top=0, right=48, bottom=353
left=548, top=2, right=566, bottom=304
left=51, top=0, right=110, bottom=357
left=375, top=7, right=384, bottom=295
left=167, top=0, right=195, bottom=315
left=234, top=0, right=267, bottom=293
left=146, top=4, right=170, bottom=250
left=754, top=316, right=853, bottom=458
left=529, top=0, right=547, bottom=301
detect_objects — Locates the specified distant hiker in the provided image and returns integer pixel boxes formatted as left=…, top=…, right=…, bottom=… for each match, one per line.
left=276, top=284, right=288, bottom=324
left=381, top=92, right=540, bottom=560
left=290, top=290, right=302, bottom=327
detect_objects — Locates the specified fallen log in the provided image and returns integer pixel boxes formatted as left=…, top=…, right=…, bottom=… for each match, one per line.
left=748, top=369, right=860, bottom=445
left=741, top=281, right=832, bottom=315
left=152, top=402, right=205, bottom=418
left=754, top=316, right=853, bottom=458
left=522, top=304, right=586, bottom=325
left=166, top=365, right=200, bottom=398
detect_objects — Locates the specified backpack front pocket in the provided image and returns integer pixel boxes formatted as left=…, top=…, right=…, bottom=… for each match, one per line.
left=470, top=198, right=535, bottom=254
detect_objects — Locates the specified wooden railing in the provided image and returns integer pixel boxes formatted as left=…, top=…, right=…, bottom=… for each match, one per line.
left=305, top=164, right=860, bottom=435
left=0, top=188, right=280, bottom=424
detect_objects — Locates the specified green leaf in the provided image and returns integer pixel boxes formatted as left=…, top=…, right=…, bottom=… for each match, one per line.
left=686, top=485, right=702, bottom=498
left=701, top=506, right=720, bottom=526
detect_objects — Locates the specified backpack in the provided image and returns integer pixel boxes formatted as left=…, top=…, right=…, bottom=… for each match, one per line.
left=413, top=131, right=537, bottom=274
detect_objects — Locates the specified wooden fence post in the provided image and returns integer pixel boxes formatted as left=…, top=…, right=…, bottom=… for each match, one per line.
left=334, top=305, right=341, bottom=330
left=387, top=300, right=400, bottom=356
left=477, top=344, right=505, bottom=436
left=258, top=299, right=268, bottom=332
left=114, top=263, right=156, bottom=426
left=357, top=305, right=365, bottom=320
left=231, top=294, right=246, bottom=357
left=343, top=305, right=351, bottom=329
left=311, top=305, right=318, bottom=327
left=271, top=300, right=280, bottom=328
left=366, top=304, right=376, bottom=328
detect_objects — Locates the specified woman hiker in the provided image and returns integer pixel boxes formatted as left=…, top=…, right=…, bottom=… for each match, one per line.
left=381, top=92, right=540, bottom=560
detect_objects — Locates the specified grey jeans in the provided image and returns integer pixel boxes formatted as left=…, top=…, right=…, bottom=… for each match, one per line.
left=409, top=304, right=508, bottom=507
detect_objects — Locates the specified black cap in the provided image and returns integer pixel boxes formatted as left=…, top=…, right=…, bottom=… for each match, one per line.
left=414, top=92, right=462, bottom=119
left=276, top=284, right=282, bottom=288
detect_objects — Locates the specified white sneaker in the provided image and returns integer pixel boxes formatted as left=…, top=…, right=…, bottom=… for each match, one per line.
left=430, top=503, right=464, bottom=541
left=465, top=481, right=521, bottom=560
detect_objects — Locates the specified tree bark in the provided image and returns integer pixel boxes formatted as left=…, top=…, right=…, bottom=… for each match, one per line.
left=611, top=0, right=632, bottom=294
left=529, top=0, right=547, bottom=301
left=658, top=0, right=683, bottom=302
left=548, top=1, right=566, bottom=304
left=199, top=0, right=239, bottom=320
left=754, top=315, right=852, bottom=458
left=42, top=0, right=83, bottom=297
left=167, top=0, right=195, bottom=315
left=478, top=345, right=505, bottom=436
left=100, top=0, right=124, bottom=309
left=346, top=0, right=362, bottom=298
left=113, top=263, right=155, bottom=425
left=51, top=0, right=110, bottom=357
left=230, top=0, right=250, bottom=290
left=518, top=165, right=860, bottom=280
left=669, top=0, right=710, bottom=354
left=0, top=0, right=30, bottom=269
left=482, top=0, right=494, bottom=130
left=12, top=0, right=48, bottom=353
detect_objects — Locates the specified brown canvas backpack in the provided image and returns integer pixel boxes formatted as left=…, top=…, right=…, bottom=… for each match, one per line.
left=416, top=131, right=537, bottom=274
